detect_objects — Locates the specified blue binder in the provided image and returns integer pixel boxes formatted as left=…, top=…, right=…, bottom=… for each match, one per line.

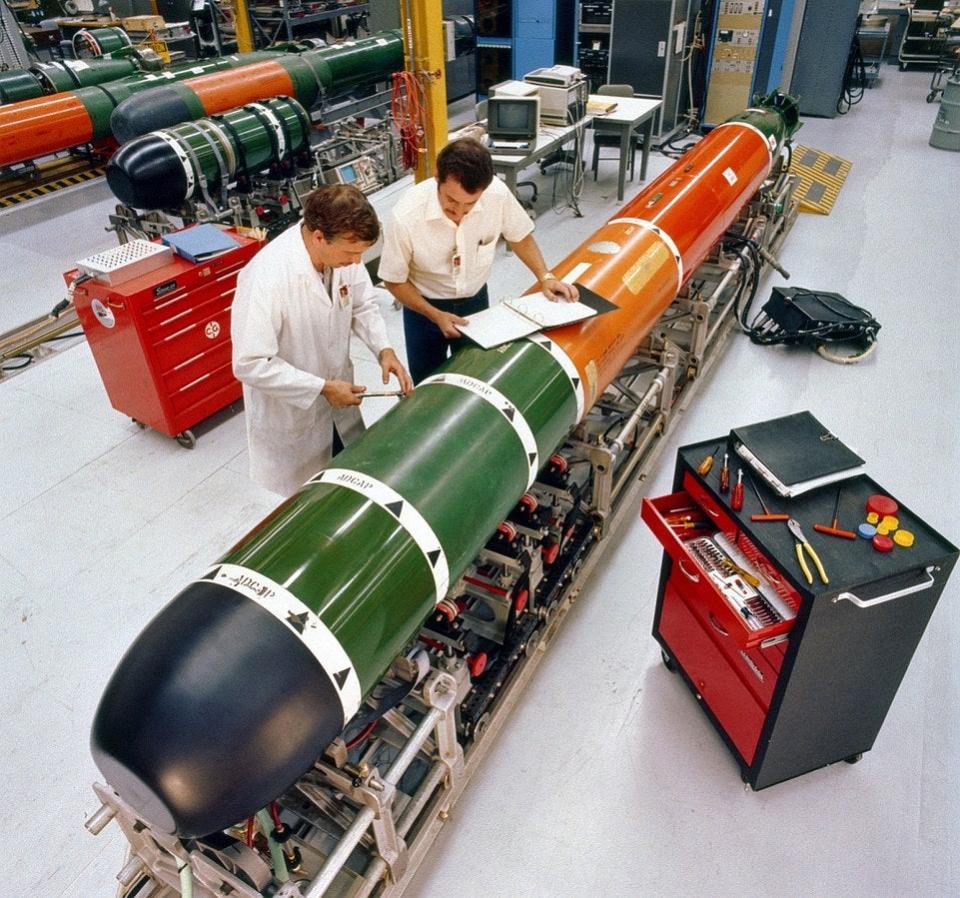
left=162, top=224, right=240, bottom=263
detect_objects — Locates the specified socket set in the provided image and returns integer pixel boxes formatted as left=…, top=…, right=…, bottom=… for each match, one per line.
left=687, top=536, right=784, bottom=631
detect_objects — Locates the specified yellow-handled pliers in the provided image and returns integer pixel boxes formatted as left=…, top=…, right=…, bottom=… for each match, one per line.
left=787, top=518, right=828, bottom=585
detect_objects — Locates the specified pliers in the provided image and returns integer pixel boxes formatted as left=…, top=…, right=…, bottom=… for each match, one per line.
left=787, top=518, right=828, bottom=585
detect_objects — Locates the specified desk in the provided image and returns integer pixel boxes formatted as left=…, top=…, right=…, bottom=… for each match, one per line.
left=588, top=95, right=662, bottom=202
left=489, top=120, right=591, bottom=201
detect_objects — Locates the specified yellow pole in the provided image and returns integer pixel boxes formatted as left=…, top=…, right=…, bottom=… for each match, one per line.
left=233, top=0, right=255, bottom=54
left=407, top=0, right=448, bottom=182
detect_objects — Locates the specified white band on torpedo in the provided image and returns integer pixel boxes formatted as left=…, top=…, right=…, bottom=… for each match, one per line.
left=199, top=561, right=361, bottom=723
left=203, top=118, right=237, bottom=178
left=524, top=334, right=586, bottom=422
left=248, top=102, right=286, bottom=156
left=154, top=131, right=195, bottom=197
left=608, top=217, right=684, bottom=289
left=712, top=120, right=775, bottom=162
left=309, top=468, right=450, bottom=602
left=420, top=372, right=540, bottom=487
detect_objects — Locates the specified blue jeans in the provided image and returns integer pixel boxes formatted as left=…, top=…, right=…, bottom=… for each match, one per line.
left=402, top=285, right=489, bottom=385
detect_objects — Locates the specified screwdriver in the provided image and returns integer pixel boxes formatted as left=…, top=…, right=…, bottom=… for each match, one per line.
left=719, top=452, right=730, bottom=493
left=697, top=444, right=722, bottom=476
left=747, top=470, right=789, bottom=522
left=731, top=469, right=744, bottom=511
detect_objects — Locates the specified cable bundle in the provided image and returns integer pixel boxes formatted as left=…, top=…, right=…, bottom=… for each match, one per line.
left=391, top=71, right=426, bottom=170
left=837, top=33, right=867, bottom=115
left=727, top=237, right=880, bottom=364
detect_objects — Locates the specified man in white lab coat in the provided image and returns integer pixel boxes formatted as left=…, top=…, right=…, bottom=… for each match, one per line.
left=232, top=184, right=412, bottom=497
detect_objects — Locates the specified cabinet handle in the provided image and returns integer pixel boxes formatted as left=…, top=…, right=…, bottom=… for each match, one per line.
left=833, top=566, right=936, bottom=609
left=677, top=560, right=700, bottom=583
left=708, top=612, right=729, bottom=636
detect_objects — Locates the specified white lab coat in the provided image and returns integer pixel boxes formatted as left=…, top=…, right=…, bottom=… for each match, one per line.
left=231, top=223, right=390, bottom=496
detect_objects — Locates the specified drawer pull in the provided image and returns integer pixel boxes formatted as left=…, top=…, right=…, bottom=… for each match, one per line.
left=708, top=612, right=729, bottom=637
left=833, top=566, right=936, bottom=609
left=677, top=560, right=700, bottom=583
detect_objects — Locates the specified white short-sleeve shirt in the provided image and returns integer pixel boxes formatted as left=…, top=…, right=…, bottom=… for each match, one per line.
left=378, top=176, right=535, bottom=299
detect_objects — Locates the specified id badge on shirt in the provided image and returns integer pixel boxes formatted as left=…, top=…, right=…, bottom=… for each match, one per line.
left=338, top=283, right=350, bottom=308
left=452, top=252, right=462, bottom=276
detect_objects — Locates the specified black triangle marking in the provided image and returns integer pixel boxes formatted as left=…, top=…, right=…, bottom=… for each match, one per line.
left=573, top=377, right=580, bottom=389
left=540, top=338, right=552, bottom=350
left=286, top=611, right=310, bottom=634
left=386, top=500, right=404, bottom=517
left=503, top=406, right=515, bottom=421
left=202, top=565, right=222, bottom=581
left=528, top=452, right=537, bottom=464
left=427, top=549, right=441, bottom=567
left=333, top=668, right=351, bottom=689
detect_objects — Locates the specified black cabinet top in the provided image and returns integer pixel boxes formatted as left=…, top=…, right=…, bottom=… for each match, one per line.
left=676, top=437, right=958, bottom=600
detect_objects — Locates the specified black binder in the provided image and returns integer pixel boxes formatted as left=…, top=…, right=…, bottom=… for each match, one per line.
left=731, top=411, right=866, bottom=497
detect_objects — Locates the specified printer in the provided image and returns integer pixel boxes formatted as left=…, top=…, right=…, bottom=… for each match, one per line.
left=523, top=66, right=589, bottom=126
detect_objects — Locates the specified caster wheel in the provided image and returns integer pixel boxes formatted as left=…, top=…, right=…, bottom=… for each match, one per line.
left=926, top=91, right=937, bottom=103
left=131, top=418, right=146, bottom=429
left=844, top=752, right=863, bottom=764
left=175, top=429, right=197, bottom=449
left=661, top=649, right=677, bottom=672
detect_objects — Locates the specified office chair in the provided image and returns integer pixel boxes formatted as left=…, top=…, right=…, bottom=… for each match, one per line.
left=591, top=84, right=640, bottom=181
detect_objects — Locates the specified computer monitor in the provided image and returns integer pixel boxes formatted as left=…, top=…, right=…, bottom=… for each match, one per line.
left=486, top=95, right=540, bottom=142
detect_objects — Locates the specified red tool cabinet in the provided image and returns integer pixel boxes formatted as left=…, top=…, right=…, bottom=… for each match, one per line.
left=68, top=230, right=263, bottom=446
left=641, top=435, right=957, bottom=789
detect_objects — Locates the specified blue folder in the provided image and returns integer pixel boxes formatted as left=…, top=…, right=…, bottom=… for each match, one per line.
left=162, top=224, right=240, bottom=263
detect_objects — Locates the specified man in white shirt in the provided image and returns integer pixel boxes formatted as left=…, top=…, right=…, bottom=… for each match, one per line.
left=379, top=137, right=577, bottom=383
left=232, top=184, right=413, bottom=497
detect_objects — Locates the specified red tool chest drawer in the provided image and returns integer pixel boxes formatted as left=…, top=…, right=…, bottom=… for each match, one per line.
left=641, top=489, right=800, bottom=650
left=659, top=582, right=766, bottom=763
left=69, top=229, right=263, bottom=443
left=645, top=430, right=958, bottom=790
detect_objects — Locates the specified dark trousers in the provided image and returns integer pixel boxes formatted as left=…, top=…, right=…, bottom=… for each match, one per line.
left=402, top=285, right=489, bottom=385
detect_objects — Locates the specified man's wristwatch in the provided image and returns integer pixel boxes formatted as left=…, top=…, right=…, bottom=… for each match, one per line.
left=539, top=272, right=557, bottom=283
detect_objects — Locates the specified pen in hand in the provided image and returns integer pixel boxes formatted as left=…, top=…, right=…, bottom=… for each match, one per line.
left=359, top=390, right=405, bottom=399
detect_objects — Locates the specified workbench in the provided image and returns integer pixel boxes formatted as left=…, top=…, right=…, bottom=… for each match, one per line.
left=642, top=428, right=957, bottom=789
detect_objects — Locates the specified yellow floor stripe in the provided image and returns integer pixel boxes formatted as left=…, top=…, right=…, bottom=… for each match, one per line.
left=789, top=145, right=852, bottom=215
left=0, top=165, right=106, bottom=209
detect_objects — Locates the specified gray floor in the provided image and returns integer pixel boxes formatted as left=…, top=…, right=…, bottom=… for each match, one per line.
left=1, top=65, right=958, bottom=897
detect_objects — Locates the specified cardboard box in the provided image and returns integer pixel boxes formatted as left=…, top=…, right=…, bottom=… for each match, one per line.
left=122, top=15, right=165, bottom=32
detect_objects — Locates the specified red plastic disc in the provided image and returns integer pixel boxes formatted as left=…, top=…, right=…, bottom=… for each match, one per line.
left=865, top=494, right=898, bottom=518
left=872, top=534, right=894, bottom=553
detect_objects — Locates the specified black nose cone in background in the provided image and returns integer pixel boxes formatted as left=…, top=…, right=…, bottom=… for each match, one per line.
left=106, top=136, right=190, bottom=210
left=91, top=579, right=344, bottom=837
left=111, top=86, right=194, bottom=144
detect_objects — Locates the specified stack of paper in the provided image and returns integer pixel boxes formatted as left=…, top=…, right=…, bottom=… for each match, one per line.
left=587, top=98, right=618, bottom=115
